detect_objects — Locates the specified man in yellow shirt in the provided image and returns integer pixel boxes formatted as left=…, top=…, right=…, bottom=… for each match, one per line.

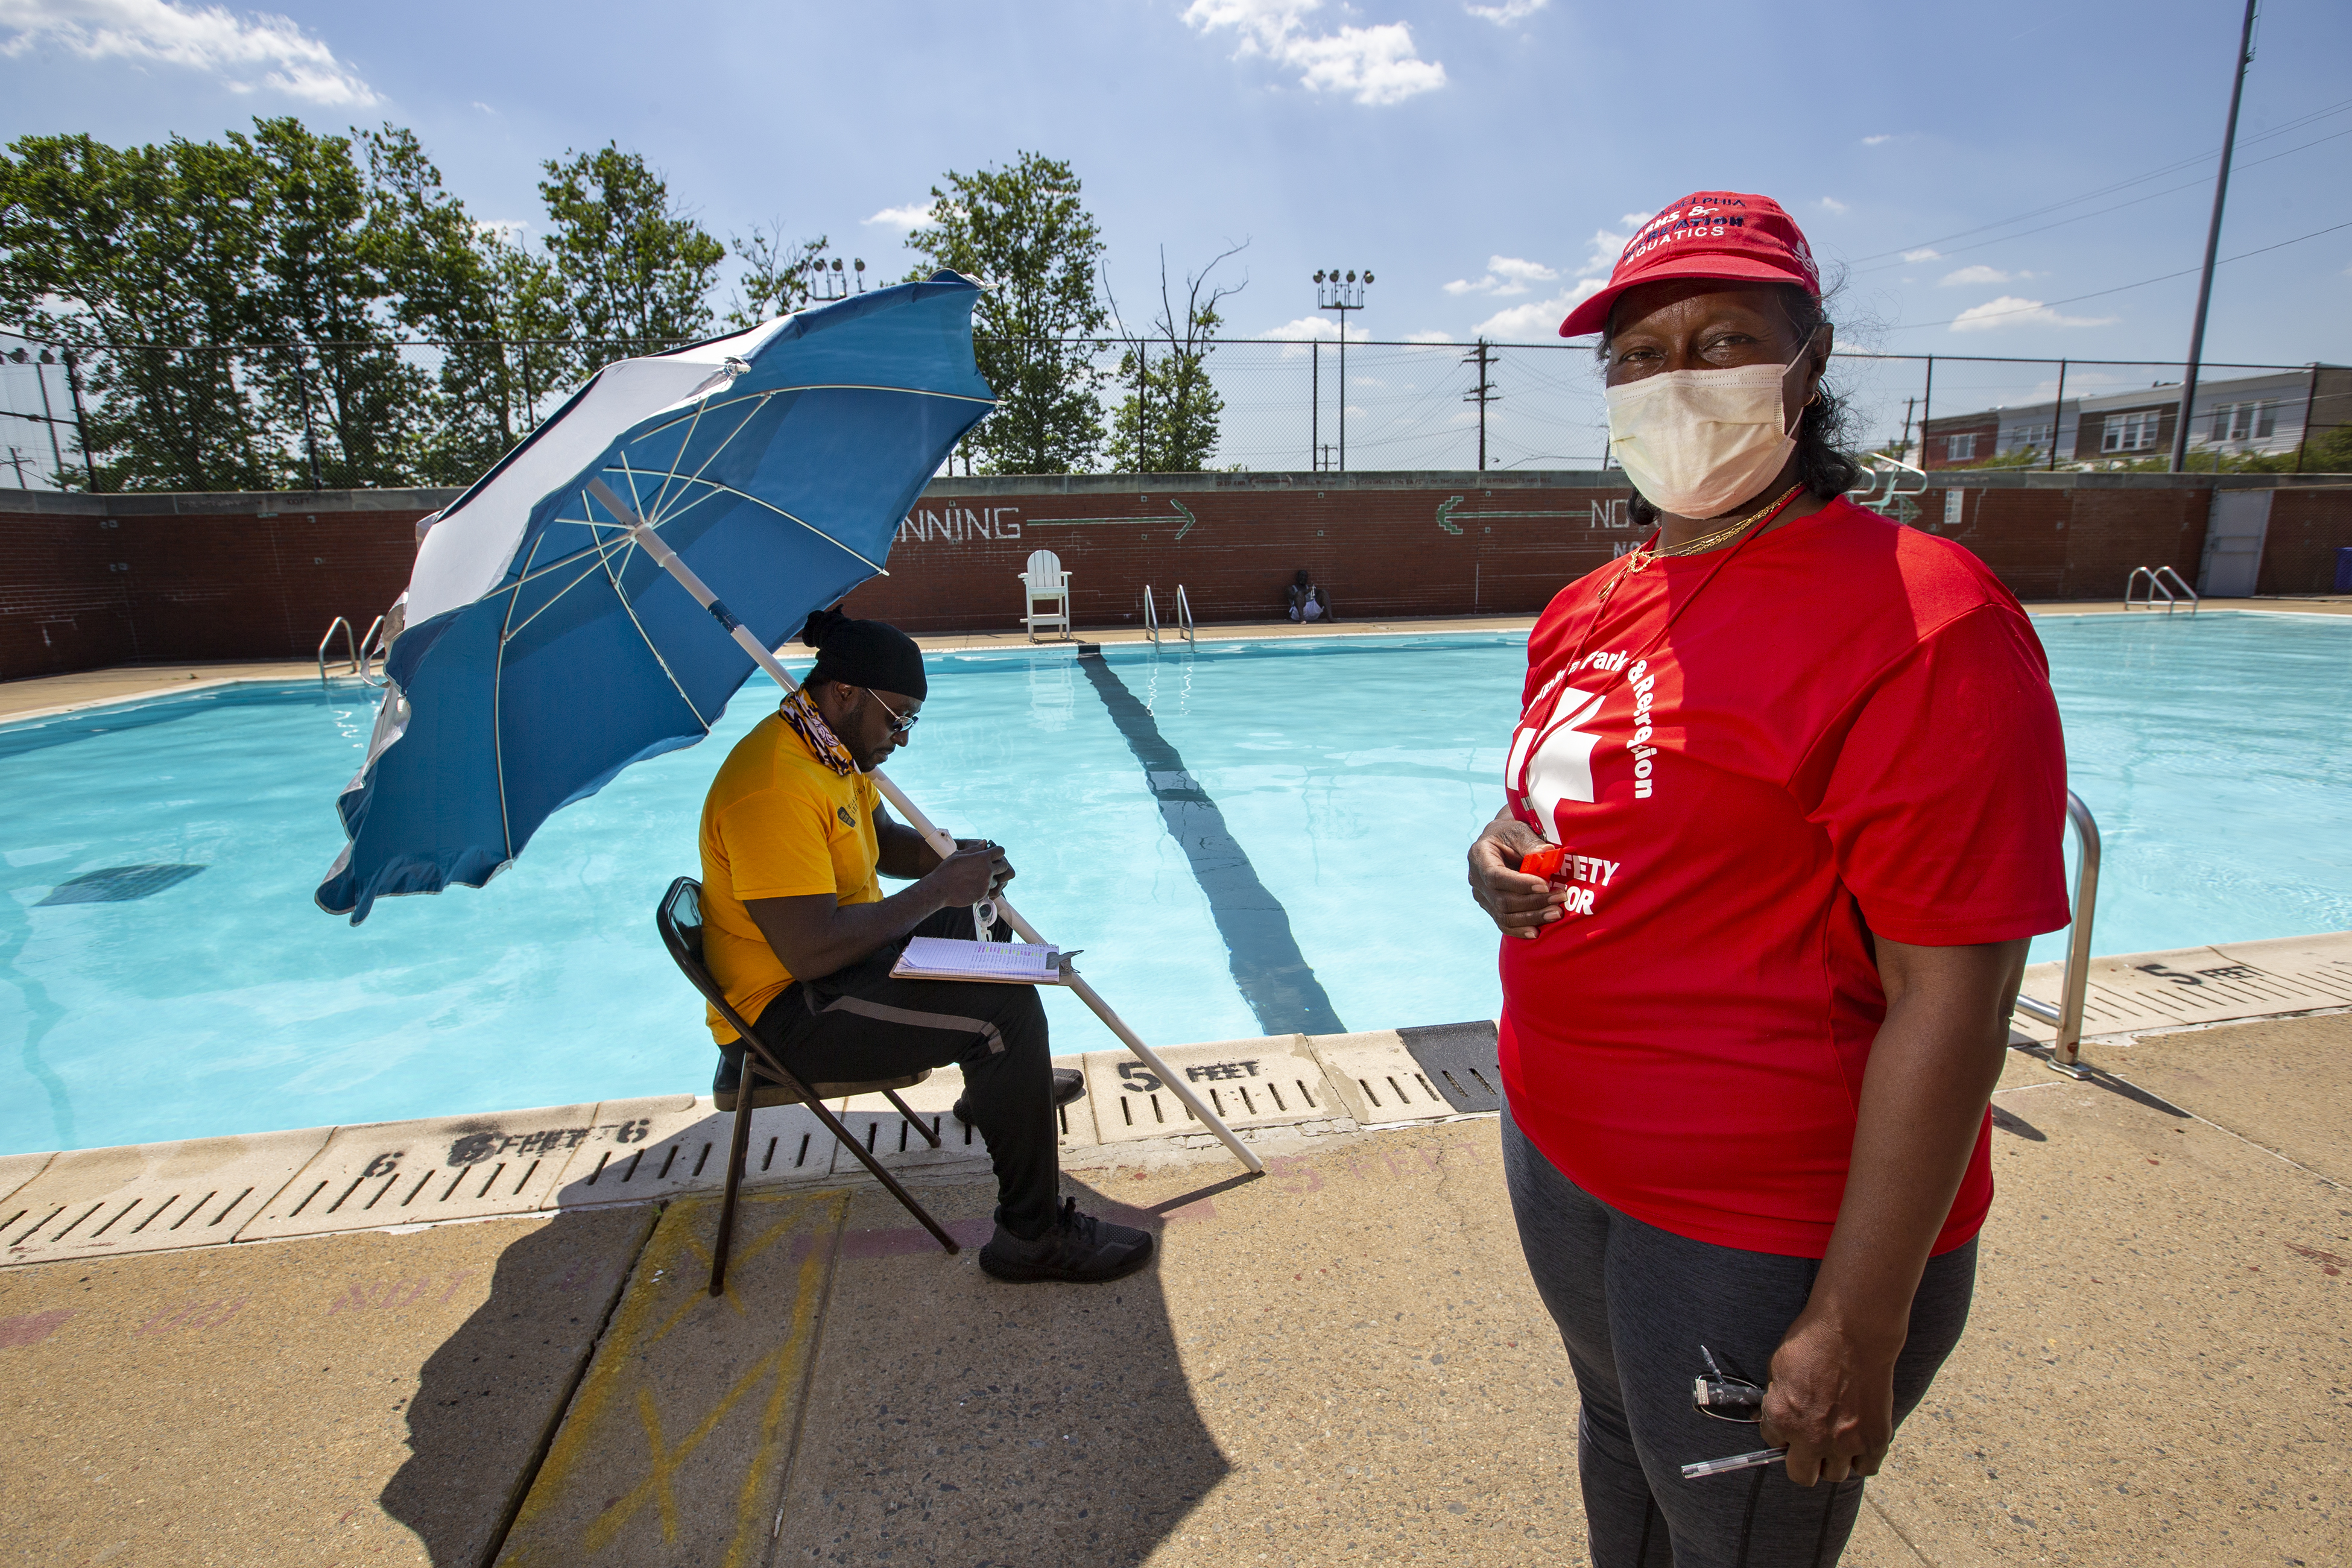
left=699, top=610, right=1151, bottom=1285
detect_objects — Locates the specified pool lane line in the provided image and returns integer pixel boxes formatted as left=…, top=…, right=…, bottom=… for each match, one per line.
left=1075, top=653, right=1345, bottom=1038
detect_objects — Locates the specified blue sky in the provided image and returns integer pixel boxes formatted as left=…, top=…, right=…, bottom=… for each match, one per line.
left=4, top=0, right=2348, bottom=456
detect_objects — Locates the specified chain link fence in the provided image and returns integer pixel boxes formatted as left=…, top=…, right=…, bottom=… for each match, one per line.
left=3, top=328, right=2341, bottom=495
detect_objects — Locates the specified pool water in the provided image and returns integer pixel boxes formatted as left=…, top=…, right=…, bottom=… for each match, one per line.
left=4, top=612, right=2349, bottom=1155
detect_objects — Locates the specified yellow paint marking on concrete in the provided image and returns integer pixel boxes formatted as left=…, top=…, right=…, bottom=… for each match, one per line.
left=495, top=1187, right=850, bottom=1567
left=635, top=1386, right=683, bottom=1544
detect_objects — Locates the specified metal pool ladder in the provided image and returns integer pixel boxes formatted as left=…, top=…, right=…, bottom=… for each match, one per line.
left=317, top=616, right=358, bottom=688
left=317, top=615, right=390, bottom=688
left=1141, top=585, right=1196, bottom=650
left=2012, top=791, right=2101, bottom=1076
left=2124, top=566, right=2199, bottom=615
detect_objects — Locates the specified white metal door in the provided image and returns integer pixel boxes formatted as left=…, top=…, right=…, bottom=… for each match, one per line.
left=2198, top=490, right=2271, bottom=597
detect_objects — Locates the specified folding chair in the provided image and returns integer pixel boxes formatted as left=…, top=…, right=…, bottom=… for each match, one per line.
left=1018, top=548, right=1072, bottom=642
left=656, top=876, right=960, bottom=1294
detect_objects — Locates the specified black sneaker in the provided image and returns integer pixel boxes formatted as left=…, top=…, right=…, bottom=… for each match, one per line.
left=953, top=1067, right=1084, bottom=1126
left=978, top=1197, right=1155, bottom=1284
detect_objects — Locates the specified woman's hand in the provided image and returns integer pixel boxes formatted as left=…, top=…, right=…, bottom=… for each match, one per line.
left=1467, top=808, right=1566, bottom=939
left=1759, top=1309, right=1902, bottom=1485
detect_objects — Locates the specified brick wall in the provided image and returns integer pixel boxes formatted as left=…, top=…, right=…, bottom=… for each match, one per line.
left=2259, top=485, right=2352, bottom=596
left=836, top=479, right=1642, bottom=633
left=0, top=491, right=447, bottom=681
left=4, top=473, right=2348, bottom=683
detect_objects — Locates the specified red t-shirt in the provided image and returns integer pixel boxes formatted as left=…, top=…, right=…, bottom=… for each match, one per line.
left=1498, top=496, right=2070, bottom=1258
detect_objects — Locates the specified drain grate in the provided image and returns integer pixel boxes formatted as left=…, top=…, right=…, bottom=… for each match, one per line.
left=1396, top=1021, right=1505, bottom=1114
left=553, top=1094, right=837, bottom=1204
left=240, top=1105, right=595, bottom=1240
left=35, top=864, right=206, bottom=905
left=1303, top=1031, right=1456, bottom=1125
left=2015, top=934, right=2352, bottom=1043
left=1081, top=1037, right=1337, bottom=1145
left=1, top=1129, right=328, bottom=1264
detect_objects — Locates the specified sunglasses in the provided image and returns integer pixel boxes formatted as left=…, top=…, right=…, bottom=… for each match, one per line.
left=862, top=688, right=920, bottom=736
left=1682, top=1346, right=1789, bottom=1481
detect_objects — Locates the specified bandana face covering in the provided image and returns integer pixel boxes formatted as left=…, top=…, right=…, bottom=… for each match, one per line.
left=779, top=687, right=858, bottom=777
left=1604, top=348, right=1807, bottom=520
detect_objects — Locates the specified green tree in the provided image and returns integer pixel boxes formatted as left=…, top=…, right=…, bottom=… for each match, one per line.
left=537, top=144, right=724, bottom=355
left=1105, top=243, right=1244, bottom=473
left=359, top=125, right=522, bottom=478
left=724, top=222, right=828, bottom=331
left=905, top=152, right=1108, bottom=474
left=0, top=130, right=275, bottom=488
left=239, top=117, right=434, bottom=488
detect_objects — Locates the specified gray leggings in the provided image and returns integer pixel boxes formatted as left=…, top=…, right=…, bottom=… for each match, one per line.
left=1502, top=1109, right=1977, bottom=1568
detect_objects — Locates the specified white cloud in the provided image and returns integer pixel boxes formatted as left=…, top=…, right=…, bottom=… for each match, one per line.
left=1465, top=0, right=1546, bottom=22
left=862, top=203, right=933, bottom=232
left=1575, top=212, right=1653, bottom=277
left=1475, top=276, right=1605, bottom=339
left=1939, top=264, right=2032, bottom=286
left=470, top=101, right=495, bottom=115
left=1949, top=296, right=2118, bottom=333
left=1183, top=0, right=1445, bottom=107
left=1818, top=196, right=1850, bottom=216
left=1444, top=254, right=1560, bottom=297
left=1902, top=247, right=1941, bottom=262
left=1257, top=314, right=1371, bottom=356
left=1862, top=133, right=1894, bottom=146
left=0, top=0, right=377, bottom=104
left=1404, top=329, right=1455, bottom=343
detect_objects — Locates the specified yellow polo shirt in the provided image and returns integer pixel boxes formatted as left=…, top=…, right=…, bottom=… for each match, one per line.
left=697, top=712, right=882, bottom=1042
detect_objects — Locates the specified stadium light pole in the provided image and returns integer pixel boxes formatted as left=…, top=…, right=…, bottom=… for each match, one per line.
left=2170, top=0, right=2259, bottom=473
left=1314, top=269, right=1371, bottom=470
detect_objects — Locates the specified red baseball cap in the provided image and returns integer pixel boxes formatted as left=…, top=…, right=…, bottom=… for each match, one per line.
left=1558, top=192, right=1820, bottom=338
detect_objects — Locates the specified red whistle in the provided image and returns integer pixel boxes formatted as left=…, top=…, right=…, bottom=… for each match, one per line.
left=1518, top=844, right=1565, bottom=881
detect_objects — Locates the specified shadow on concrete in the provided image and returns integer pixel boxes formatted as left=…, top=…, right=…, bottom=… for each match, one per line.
left=777, top=1170, right=1234, bottom=1566
left=379, top=1206, right=651, bottom=1567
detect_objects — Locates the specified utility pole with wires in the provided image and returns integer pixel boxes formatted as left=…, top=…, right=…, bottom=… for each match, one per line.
left=2171, top=0, right=2259, bottom=473
left=1461, top=338, right=1500, bottom=471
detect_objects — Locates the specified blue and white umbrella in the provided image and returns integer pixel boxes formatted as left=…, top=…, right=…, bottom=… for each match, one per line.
left=316, top=274, right=992, bottom=923
left=312, top=271, right=1262, bottom=1174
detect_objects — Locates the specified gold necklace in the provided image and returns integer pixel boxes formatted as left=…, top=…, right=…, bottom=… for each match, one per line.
left=1594, top=484, right=1807, bottom=612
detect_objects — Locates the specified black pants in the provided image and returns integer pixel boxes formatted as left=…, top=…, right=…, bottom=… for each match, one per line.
left=1502, top=1109, right=1976, bottom=1568
left=741, top=907, right=1059, bottom=1238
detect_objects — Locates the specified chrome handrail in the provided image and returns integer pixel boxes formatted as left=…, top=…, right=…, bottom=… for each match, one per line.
left=2153, top=565, right=2199, bottom=615
left=2124, top=566, right=2181, bottom=614
left=1174, top=584, right=1196, bottom=647
left=1142, top=584, right=1161, bottom=648
left=317, top=616, right=356, bottom=689
left=2012, top=790, right=2101, bottom=1076
left=1844, top=449, right=1930, bottom=516
left=355, top=613, right=389, bottom=686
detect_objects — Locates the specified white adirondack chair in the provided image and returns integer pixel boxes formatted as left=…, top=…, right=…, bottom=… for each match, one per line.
left=1019, top=548, right=1072, bottom=642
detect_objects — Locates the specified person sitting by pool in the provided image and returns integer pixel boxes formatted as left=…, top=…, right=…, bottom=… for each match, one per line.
left=1464, top=191, right=2069, bottom=1564
left=697, top=609, right=1152, bottom=1285
left=1286, top=569, right=1333, bottom=622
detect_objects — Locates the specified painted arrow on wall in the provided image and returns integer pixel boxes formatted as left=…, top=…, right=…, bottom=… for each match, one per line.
left=1024, top=498, right=1198, bottom=540
left=1437, top=495, right=1630, bottom=535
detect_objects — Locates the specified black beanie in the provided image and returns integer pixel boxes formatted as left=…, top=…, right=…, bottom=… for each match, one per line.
left=801, top=609, right=927, bottom=699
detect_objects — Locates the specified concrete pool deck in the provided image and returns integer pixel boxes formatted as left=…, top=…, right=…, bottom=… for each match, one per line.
left=5, top=596, right=2351, bottom=722
left=4, top=948, right=2348, bottom=1567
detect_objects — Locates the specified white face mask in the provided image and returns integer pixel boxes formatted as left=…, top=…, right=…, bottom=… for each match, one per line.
left=1604, top=347, right=1810, bottom=520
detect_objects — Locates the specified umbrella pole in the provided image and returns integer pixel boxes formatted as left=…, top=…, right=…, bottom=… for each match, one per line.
left=618, top=508, right=1265, bottom=1177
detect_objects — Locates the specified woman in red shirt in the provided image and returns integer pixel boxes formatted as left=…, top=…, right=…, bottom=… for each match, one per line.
left=1465, top=192, right=2069, bottom=1567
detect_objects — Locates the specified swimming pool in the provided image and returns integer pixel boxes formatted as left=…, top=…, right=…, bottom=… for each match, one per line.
left=5, top=611, right=2349, bottom=1155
